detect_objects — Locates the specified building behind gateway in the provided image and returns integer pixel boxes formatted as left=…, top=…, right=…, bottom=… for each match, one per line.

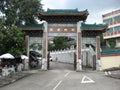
left=103, top=9, right=120, bottom=48
left=101, top=9, right=120, bottom=70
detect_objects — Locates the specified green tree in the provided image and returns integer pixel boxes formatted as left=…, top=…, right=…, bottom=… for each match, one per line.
left=100, top=34, right=106, bottom=47
left=0, top=0, right=43, bottom=26
left=0, top=19, right=6, bottom=54
left=7, top=26, right=26, bottom=56
left=0, top=19, right=26, bottom=56
left=48, top=42, right=55, bottom=51
left=53, top=37, right=69, bottom=50
left=0, top=0, right=43, bottom=55
left=108, top=38, right=116, bottom=48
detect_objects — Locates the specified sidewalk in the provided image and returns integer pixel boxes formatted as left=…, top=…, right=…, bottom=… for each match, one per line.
left=0, top=71, right=30, bottom=87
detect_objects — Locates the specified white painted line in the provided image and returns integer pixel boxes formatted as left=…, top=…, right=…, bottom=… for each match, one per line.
left=53, top=80, right=62, bottom=90
left=105, top=71, right=108, bottom=75
left=105, top=71, right=111, bottom=75
left=64, top=72, right=71, bottom=77
left=108, top=71, right=111, bottom=75
left=81, top=75, right=95, bottom=84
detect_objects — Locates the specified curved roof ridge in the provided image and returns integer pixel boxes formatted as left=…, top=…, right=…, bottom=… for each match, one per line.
left=39, top=8, right=88, bottom=15
left=81, top=23, right=108, bottom=32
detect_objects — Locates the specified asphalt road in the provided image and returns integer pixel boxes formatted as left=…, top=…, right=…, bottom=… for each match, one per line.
left=0, top=62, right=120, bottom=90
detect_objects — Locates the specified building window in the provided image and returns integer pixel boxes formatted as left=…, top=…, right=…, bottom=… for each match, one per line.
left=103, top=18, right=112, bottom=24
left=114, top=26, right=120, bottom=32
left=114, top=16, right=120, bottom=22
left=107, top=28, right=113, bottom=33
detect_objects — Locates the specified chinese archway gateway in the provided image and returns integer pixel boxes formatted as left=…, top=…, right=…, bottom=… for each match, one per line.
left=36, top=9, right=107, bottom=71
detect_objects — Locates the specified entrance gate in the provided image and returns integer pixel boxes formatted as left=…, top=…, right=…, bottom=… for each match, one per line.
left=41, top=22, right=82, bottom=71
left=37, top=9, right=102, bottom=71
left=46, top=23, right=78, bottom=70
left=47, top=49, right=76, bottom=70
left=82, top=49, right=96, bottom=70
left=82, top=38, right=97, bottom=70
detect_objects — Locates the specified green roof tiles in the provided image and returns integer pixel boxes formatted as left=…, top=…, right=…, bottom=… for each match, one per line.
left=81, top=23, right=107, bottom=30
left=38, top=9, right=89, bottom=22
left=41, top=8, right=88, bottom=15
left=21, top=23, right=43, bottom=30
left=21, top=23, right=107, bottom=31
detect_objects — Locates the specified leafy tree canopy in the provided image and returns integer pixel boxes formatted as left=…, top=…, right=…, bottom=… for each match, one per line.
left=48, top=37, right=69, bottom=51
left=108, top=38, right=116, bottom=48
left=0, top=0, right=43, bottom=26
left=0, top=0, right=43, bottom=56
left=0, top=19, right=26, bottom=56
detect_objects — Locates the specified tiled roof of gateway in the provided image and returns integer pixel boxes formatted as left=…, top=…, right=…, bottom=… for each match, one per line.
left=21, top=24, right=43, bottom=30
left=39, top=8, right=88, bottom=15
left=21, top=23, right=107, bottom=31
left=81, top=23, right=108, bottom=30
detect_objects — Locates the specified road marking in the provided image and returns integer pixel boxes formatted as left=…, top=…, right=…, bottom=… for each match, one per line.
left=52, top=71, right=71, bottom=90
left=81, top=75, right=95, bottom=84
left=105, top=71, right=108, bottom=75
left=64, top=72, right=71, bottom=77
left=108, top=71, right=111, bottom=75
left=53, top=80, right=62, bottom=90
left=105, top=71, right=111, bottom=75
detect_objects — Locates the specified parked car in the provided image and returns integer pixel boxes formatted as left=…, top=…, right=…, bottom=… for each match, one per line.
left=29, top=51, right=42, bottom=60
left=29, top=51, right=42, bottom=68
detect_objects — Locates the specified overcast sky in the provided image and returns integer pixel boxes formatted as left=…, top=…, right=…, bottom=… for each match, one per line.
left=41, top=0, right=120, bottom=24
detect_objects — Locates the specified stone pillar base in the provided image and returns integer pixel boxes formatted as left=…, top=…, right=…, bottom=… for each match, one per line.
left=41, top=58, right=47, bottom=70
left=96, top=60, right=102, bottom=71
left=76, top=59, right=82, bottom=71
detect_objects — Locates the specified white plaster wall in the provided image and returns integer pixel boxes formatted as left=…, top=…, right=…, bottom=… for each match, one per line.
left=82, top=51, right=94, bottom=67
left=50, top=52, right=74, bottom=64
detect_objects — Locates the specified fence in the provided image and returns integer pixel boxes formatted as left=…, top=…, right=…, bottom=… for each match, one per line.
left=50, top=49, right=76, bottom=64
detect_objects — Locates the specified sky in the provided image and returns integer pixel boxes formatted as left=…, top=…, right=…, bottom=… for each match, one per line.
left=41, top=0, right=120, bottom=24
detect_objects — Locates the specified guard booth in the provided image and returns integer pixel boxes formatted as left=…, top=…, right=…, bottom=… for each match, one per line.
left=23, top=8, right=107, bottom=71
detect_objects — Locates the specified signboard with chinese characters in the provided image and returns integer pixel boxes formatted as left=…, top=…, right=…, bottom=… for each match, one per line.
left=48, top=23, right=77, bottom=33
left=48, top=33, right=77, bottom=37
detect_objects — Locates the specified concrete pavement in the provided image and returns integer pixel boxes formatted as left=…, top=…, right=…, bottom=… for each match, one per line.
left=0, top=71, right=30, bottom=87
left=0, top=62, right=120, bottom=90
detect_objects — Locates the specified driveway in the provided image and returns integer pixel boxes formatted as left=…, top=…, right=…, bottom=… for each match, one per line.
left=0, top=62, right=120, bottom=90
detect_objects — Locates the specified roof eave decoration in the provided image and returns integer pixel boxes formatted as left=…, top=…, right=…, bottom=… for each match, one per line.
left=38, top=9, right=89, bottom=22
left=22, top=28, right=43, bottom=31
left=20, top=24, right=44, bottom=31
left=38, top=9, right=89, bottom=15
left=81, top=23, right=108, bottom=33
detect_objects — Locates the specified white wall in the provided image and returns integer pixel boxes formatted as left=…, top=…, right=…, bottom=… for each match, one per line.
left=50, top=50, right=75, bottom=64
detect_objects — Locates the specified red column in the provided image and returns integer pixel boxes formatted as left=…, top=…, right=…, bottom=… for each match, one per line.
left=76, top=21, right=82, bottom=71
left=96, top=36, right=102, bottom=70
left=96, top=36, right=101, bottom=60
left=41, top=22, right=48, bottom=70
left=43, top=32, right=47, bottom=58
left=25, top=35, right=29, bottom=57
